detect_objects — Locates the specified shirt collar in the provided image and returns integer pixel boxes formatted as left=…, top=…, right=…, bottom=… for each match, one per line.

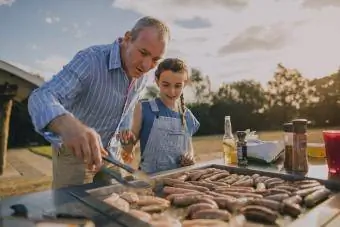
left=109, top=38, right=123, bottom=70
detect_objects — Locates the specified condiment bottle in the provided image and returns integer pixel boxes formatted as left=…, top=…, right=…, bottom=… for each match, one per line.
left=283, top=122, right=293, bottom=171
left=236, top=131, right=248, bottom=167
left=223, top=116, right=237, bottom=164
left=292, top=119, right=309, bottom=173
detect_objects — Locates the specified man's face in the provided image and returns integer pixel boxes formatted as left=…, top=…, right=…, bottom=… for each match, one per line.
left=122, top=27, right=167, bottom=79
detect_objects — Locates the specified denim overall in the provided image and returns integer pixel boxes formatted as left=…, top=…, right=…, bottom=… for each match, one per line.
left=139, top=99, right=190, bottom=174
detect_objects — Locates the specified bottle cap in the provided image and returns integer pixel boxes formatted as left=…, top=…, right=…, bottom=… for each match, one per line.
left=292, top=119, right=307, bottom=133
left=236, top=131, right=247, bottom=140
left=225, top=116, right=231, bottom=120
left=283, top=122, right=293, bottom=132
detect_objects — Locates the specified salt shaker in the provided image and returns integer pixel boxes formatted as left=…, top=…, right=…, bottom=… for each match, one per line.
left=292, top=119, right=309, bottom=173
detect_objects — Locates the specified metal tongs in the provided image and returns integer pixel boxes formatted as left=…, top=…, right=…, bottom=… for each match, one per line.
left=101, top=156, right=152, bottom=189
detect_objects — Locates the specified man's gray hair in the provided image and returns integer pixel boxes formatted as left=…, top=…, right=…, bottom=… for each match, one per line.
left=131, top=16, right=170, bottom=42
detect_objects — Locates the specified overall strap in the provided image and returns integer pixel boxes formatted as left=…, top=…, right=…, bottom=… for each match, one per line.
left=149, top=99, right=160, bottom=118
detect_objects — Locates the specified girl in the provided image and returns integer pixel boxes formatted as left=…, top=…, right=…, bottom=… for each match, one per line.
left=120, top=58, right=200, bottom=174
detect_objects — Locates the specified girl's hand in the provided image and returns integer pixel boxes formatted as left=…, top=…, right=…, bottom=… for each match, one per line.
left=180, top=153, right=196, bottom=167
left=119, top=130, right=136, bottom=146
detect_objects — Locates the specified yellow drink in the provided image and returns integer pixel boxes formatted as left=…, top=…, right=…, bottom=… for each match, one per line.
left=223, top=138, right=237, bottom=164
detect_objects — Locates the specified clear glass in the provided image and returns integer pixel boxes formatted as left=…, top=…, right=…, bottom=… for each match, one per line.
left=223, top=116, right=237, bottom=164
left=323, top=130, right=340, bottom=174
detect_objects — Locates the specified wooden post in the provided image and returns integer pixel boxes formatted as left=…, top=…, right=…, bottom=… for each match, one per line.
left=0, top=83, right=17, bottom=175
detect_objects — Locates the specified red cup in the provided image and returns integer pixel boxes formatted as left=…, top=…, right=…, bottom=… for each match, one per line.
left=323, top=130, right=340, bottom=174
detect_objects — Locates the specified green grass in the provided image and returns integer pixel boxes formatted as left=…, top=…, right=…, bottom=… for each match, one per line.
left=28, top=146, right=52, bottom=159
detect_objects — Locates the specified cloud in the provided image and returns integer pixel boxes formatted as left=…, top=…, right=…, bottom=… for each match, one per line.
left=0, top=0, right=15, bottom=6
left=170, top=0, right=249, bottom=11
left=174, top=17, right=212, bottom=29
left=61, top=23, right=86, bottom=39
left=302, top=0, right=340, bottom=9
left=45, top=16, right=60, bottom=24
left=219, top=24, right=288, bottom=55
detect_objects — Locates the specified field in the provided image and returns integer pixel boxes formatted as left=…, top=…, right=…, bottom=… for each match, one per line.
left=0, top=129, right=327, bottom=198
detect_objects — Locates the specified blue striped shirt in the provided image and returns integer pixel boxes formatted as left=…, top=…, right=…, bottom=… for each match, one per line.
left=28, top=39, right=148, bottom=147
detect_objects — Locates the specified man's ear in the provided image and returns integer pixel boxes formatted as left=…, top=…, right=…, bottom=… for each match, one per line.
left=123, top=31, right=132, bottom=43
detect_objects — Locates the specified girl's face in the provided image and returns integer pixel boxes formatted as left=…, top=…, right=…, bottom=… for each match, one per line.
left=156, top=70, right=187, bottom=104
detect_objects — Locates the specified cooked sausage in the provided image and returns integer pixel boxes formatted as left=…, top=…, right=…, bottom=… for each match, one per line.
left=254, top=176, right=271, bottom=184
left=162, top=178, right=190, bottom=186
left=267, top=188, right=292, bottom=196
left=304, top=188, right=331, bottom=208
left=256, top=182, right=266, bottom=191
left=232, top=178, right=254, bottom=187
left=187, top=203, right=217, bottom=218
left=240, top=205, right=278, bottom=224
left=163, top=186, right=198, bottom=195
left=178, top=173, right=190, bottom=181
left=299, top=182, right=321, bottom=189
left=182, top=219, right=230, bottom=227
left=267, top=181, right=285, bottom=188
left=295, top=179, right=319, bottom=185
left=252, top=173, right=260, bottom=180
left=214, top=187, right=253, bottom=193
left=191, top=208, right=231, bottom=221
left=104, top=197, right=130, bottom=212
left=196, top=198, right=219, bottom=208
left=281, top=202, right=302, bottom=217
left=137, top=196, right=170, bottom=206
left=265, top=193, right=290, bottom=202
left=274, top=185, right=298, bottom=192
left=187, top=181, right=216, bottom=190
left=188, top=170, right=207, bottom=181
left=203, top=180, right=229, bottom=187
left=120, top=192, right=139, bottom=204
left=283, top=195, right=303, bottom=204
left=198, top=171, right=220, bottom=180
left=172, top=195, right=216, bottom=207
left=128, top=209, right=152, bottom=223
left=263, top=177, right=283, bottom=185
left=217, top=174, right=236, bottom=182
left=206, top=172, right=230, bottom=181
left=205, top=191, right=236, bottom=199
left=166, top=192, right=204, bottom=202
left=218, top=191, right=263, bottom=199
left=172, top=183, right=209, bottom=192
left=140, top=203, right=169, bottom=213
left=224, top=177, right=239, bottom=184
left=293, top=185, right=325, bottom=197
left=248, top=198, right=281, bottom=211
left=212, top=197, right=237, bottom=211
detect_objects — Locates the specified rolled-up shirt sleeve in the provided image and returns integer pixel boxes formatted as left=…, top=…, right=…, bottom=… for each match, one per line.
left=28, top=49, right=93, bottom=135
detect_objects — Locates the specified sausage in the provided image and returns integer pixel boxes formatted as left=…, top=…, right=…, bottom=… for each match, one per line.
left=172, top=183, right=209, bottom=192
left=172, top=194, right=216, bottom=207
left=187, top=203, right=218, bottom=218
left=263, top=177, right=283, bottom=185
left=166, top=192, right=204, bottom=202
left=182, top=219, right=230, bottom=227
left=178, top=173, right=190, bottom=181
left=203, top=180, right=229, bottom=187
left=283, top=195, right=303, bottom=204
left=214, top=187, right=254, bottom=194
left=187, top=181, right=216, bottom=190
left=218, top=191, right=263, bottom=199
left=137, top=196, right=170, bottom=206
left=224, top=177, right=239, bottom=184
left=267, top=180, right=285, bottom=188
left=162, top=178, right=191, bottom=186
left=267, top=188, right=292, bottom=196
left=205, top=191, right=236, bottom=199
left=163, top=186, right=198, bottom=195
left=274, top=185, right=298, bottom=192
left=293, top=185, right=325, bottom=197
left=299, top=182, right=321, bottom=189
left=217, top=174, right=236, bottom=182
left=196, top=198, right=219, bottom=208
left=254, top=176, right=271, bottom=184
left=240, top=205, right=278, bottom=224
left=206, top=172, right=230, bottom=181
left=304, top=188, right=331, bottom=208
left=198, top=171, right=219, bottom=180
left=281, top=202, right=302, bottom=217
left=232, top=178, right=254, bottom=187
left=212, top=197, right=237, bottom=211
left=191, top=208, right=231, bottom=221
left=120, top=192, right=139, bottom=204
left=248, top=198, right=281, bottom=211
left=128, top=209, right=152, bottom=223
left=265, top=193, right=290, bottom=202
left=140, top=203, right=169, bottom=213
left=189, top=170, right=207, bottom=181
left=252, top=173, right=261, bottom=180
left=103, top=195, right=130, bottom=212
left=294, top=179, right=319, bottom=185
left=256, top=182, right=266, bottom=191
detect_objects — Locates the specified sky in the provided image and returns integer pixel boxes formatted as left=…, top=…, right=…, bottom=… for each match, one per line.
left=1, top=0, right=340, bottom=90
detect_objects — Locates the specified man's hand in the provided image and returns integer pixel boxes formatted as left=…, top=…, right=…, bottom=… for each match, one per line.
left=49, top=114, right=108, bottom=171
left=180, top=153, right=196, bottom=167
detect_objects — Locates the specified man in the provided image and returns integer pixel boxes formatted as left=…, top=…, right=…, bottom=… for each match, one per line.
left=28, top=16, right=170, bottom=189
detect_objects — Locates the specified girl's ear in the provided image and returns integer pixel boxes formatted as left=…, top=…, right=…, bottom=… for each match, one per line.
left=155, top=77, right=160, bottom=87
